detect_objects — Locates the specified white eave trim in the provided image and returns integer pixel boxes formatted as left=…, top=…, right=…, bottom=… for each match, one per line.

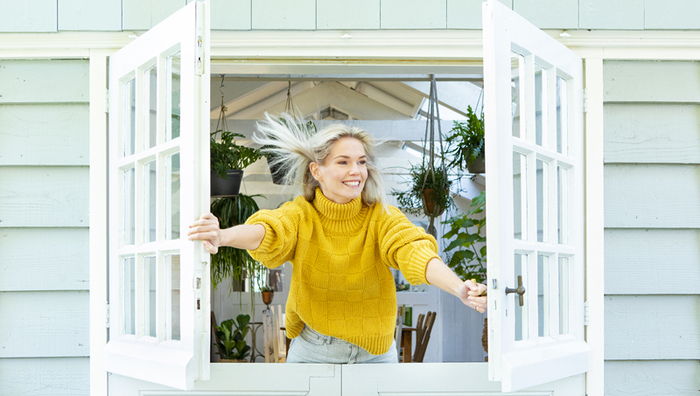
left=3, top=30, right=700, bottom=60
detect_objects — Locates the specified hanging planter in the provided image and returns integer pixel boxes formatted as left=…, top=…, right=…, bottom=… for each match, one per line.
left=447, top=105, right=486, bottom=175
left=467, top=153, right=485, bottom=174
left=211, top=169, right=243, bottom=197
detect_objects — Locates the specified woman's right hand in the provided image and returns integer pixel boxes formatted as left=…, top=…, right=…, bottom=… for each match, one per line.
left=188, top=213, right=222, bottom=254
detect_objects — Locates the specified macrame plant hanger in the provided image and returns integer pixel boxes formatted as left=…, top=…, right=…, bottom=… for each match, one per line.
left=421, top=75, right=448, bottom=238
left=216, top=74, right=229, bottom=133
left=283, top=78, right=294, bottom=114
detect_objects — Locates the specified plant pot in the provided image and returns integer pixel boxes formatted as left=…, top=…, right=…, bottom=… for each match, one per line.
left=211, top=169, right=243, bottom=197
left=218, top=358, right=248, bottom=363
left=261, top=291, right=274, bottom=305
left=421, top=188, right=446, bottom=217
left=467, top=153, right=485, bottom=174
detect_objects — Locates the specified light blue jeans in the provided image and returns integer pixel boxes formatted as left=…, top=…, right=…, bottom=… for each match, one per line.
left=286, top=325, right=398, bottom=364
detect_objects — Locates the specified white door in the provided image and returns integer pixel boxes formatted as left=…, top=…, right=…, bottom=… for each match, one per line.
left=105, top=0, right=211, bottom=390
left=483, top=0, right=589, bottom=392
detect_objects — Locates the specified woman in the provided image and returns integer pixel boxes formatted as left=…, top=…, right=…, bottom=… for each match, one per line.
left=189, top=114, right=487, bottom=364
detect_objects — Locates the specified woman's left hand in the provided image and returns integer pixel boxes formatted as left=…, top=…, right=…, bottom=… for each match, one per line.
left=458, top=280, right=487, bottom=314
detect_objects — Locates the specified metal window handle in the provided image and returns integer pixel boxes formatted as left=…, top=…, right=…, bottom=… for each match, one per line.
left=505, top=275, right=526, bottom=307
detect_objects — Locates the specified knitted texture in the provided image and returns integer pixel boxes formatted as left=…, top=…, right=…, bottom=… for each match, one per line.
left=246, top=188, right=439, bottom=355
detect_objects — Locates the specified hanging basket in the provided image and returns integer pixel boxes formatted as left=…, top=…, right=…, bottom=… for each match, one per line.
left=467, top=153, right=485, bottom=174
left=421, top=188, right=447, bottom=218
left=211, top=169, right=243, bottom=197
left=261, top=291, right=274, bottom=305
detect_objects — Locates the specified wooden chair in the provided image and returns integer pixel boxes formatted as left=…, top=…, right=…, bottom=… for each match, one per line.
left=412, top=311, right=436, bottom=362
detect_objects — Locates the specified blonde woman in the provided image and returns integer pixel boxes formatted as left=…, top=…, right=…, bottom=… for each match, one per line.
left=189, top=114, right=487, bottom=364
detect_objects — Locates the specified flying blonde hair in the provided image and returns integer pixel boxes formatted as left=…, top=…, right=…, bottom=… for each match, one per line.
left=253, top=112, right=387, bottom=208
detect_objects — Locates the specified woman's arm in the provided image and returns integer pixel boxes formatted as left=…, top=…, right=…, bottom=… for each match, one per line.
left=425, top=257, right=488, bottom=313
left=188, top=213, right=265, bottom=254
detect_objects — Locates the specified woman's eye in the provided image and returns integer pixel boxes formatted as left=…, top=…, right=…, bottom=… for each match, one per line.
left=339, top=161, right=347, bottom=165
left=359, top=160, right=367, bottom=165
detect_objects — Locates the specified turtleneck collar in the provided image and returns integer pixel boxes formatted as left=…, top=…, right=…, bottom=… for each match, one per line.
left=312, top=187, right=364, bottom=221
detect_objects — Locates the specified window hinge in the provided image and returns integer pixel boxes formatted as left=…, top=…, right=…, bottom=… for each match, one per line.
left=582, top=88, right=589, bottom=114
left=105, top=89, right=109, bottom=113
left=105, top=302, right=111, bottom=328
left=583, top=301, right=590, bottom=326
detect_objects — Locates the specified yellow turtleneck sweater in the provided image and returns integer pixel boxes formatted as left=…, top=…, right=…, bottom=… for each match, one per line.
left=245, top=188, right=439, bottom=355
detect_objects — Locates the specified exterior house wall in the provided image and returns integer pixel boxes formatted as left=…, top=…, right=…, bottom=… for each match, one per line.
left=0, top=59, right=91, bottom=395
left=602, top=60, right=700, bottom=395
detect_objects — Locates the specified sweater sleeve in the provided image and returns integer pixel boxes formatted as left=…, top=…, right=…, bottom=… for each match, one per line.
left=378, top=206, right=439, bottom=285
left=244, top=199, right=302, bottom=269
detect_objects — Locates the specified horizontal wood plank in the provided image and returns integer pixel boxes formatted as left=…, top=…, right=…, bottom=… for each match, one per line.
left=122, top=0, right=187, bottom=30
left=0, top=357, right=89, bottom=395
left=447, top=0, right=512, bottom=29
left=645, top=0, right=700, bottom=29
left=0, top=291, right=89, bottom=358
left=317, top=0, right=380, bottom=29
left=0, top=0, right=57, bottom=32
left=0, top=104, right=89, bottom=166
left=604, top=103, right=700, bottom=164
left=211, top=0, right=251, bottom=30
left=0, top=167, right=89, bottom=227
left=579, top=0, right=644, bottom=29
left=605, top=229, right=700, bottom=295
left=58, top=0, right=121, bottom=31
left=0, top=60, right=88, bottom=104
left=513, top=0, right=578, bottom=29
left=0, top=228, right=89, bottom=291
left=604, top=164, right=700, bottom=228
left=252, top=0, right=316, bottom=30
left=605, top=295, right=700, bottom=360
left=604, top=60, right=700, bottom=103
left=381, top=0, right=446, bottom=29
left=605, top=360, right=700, bottom=396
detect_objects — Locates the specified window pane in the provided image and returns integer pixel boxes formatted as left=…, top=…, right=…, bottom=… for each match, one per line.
left=558, top=166, right=569, bottom=245
left=123, top=167, right=135, bottom=246
left=535, top=64, right=546, bottom=146
left=514, top=253, right=528, bottom=341
left=537, top=254, right=550, bottom=337
left=556, top=76, right=567, bottom=155
left=511, top=53, right=524, bottom=138
left=166, top=153, right=180, bottom=240
left=168, top=53, right=181, bottom=141
left=144, top=255, right=157, bottom=338
left=146, top=66, right=157, bottom=149
left=123, top=256, right=136, bottom=335
left=166, top=253, right=181, bottom=340
left=123, top=78, right=136, bottom=157
left=536, top=159, right=548, bottom=243
left=144, top=161, right=156, bottom=243
left=513, top=152, right=527, bottom=240
left=559, top=257, right=570, bottom=335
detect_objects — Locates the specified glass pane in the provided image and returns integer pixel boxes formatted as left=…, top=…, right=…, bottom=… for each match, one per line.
left=536, top=159, right=548, bottom=243
left=514, top=253, right=528, bottom=341
left=537, top=254, right=550, bottom=337
left=166, top=253, right=181, bottom=340
left=535, top=64, right=545, bottom=146
left=511, top=53, right=524, bottom=138
left=556, top=76, right=567, bottom=155
left=124, top=78, right=136, bottom=157
left=558, top=166, right=568, bottom=245
left=559, top=256, right=570, bottom=335
left=144, top=161, right=156, bottom=243
left=144, top=256, right=157, bottom=338
left=168, top=53, right=181, bottom=141
left=166, top=153, right=180, bottom=240
left=123, top=167, right=135, bottom=246
left=123, top=256, right=136, bottom=335
left=147, top=66, right=157, bottom=149
left=513, top=152, right=527, bottom=240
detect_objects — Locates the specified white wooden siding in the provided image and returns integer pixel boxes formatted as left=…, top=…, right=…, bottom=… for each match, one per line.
left=381, top=0, right=447, bottom=29
left=0, top=0, right=56, bottom=32
left=605, top=360, right=700, bottom=396
left=513, top=0, right=578, bottom=29
left=317, top=0, right=380, bottom=29
left=122, top=0, right=188, bottom=30
left=447, top=0, right=512, bottom=29
left=0, top=291, right=89, bottom=357
left=0, top=60, right=89, bottom=103
left=58, top=0, right=121, bottom=31
left=605, top=295, right=700, bottom=360
left=252, top=0, right=316, bottom=30
left=211, top=0, right=252, bottom=30
left=0, top=357, right=90, bottom=396
left=605, top=229, right=700, bottom=295
left=604, top=61, right=700, bottom=103
left=0, top=228, right=89, bottom=291
left=604, top=164, right=700, bottom=228
left=0, top=104, right=89, bottom=166
left=578, top=0, right=644, bottom=30
left=645, top=0, right=700, bottom=29
left=604, top=103, right=700, bottom=164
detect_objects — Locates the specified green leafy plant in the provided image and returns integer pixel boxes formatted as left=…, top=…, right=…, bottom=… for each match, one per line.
left=442, top=191, right=487, bottom=284
left=211, top=130, right=263, bottom=179
left=210, top=194, right=265, bottom=292
left=446, top=105, right=485, bottom=172
left=392, top=162, right=453, bottom=218
left=214, top=314, right=251, bottom=361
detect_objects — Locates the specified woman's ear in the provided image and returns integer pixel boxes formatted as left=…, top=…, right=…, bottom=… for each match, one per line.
left=309, top=162, right=322, bottom=181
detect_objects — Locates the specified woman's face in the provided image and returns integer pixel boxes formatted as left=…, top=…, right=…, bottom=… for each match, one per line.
left=310, top=137, right=368, bottom=204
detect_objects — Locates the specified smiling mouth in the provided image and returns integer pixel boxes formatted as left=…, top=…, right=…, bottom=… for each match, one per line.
left=343, top=181, right=361, bottom=187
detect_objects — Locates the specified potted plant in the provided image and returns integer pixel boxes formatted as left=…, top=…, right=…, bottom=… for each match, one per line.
left=210, top=193, right=265, bottom=293
left=260, top=284, right=274, bottom=307
left=210, top=130, right=263, bottom=197
left=446, top=105, right=485, bottom=174
left=214, top=314, right=251, bottom=362
left=442, top=191, right=487, bottom=284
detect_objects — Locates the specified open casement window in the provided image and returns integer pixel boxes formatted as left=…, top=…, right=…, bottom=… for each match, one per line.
left=105, top=0, right=211, bottom=390
left=483, top=0, right=589, bottom=392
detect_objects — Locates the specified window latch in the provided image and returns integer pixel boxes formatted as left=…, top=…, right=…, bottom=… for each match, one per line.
left=505, top=275, right=526, bottom=307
